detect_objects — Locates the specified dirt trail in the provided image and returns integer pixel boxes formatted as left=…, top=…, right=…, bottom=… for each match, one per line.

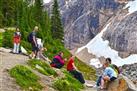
left=0, top=48, right=28, bottom=91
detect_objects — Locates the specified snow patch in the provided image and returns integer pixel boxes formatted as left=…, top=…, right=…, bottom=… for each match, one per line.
left=43, top=0, right=51, bottom=3
left=125, top=0, right=137, bottom=15
left=77, top=23, right=137, bottom=68
left=90, top=58, right=102, bottom=68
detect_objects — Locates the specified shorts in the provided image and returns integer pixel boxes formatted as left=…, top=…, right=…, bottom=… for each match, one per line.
left=110, top=77, right=117, bottom=81
left=31, top=43, right=38, bottom=52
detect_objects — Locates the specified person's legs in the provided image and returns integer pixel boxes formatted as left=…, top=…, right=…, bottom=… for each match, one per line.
left=76, top=71, right=85, bottom=84
left=13, top=43, right=16, bottom=53
left=16, top=43, right=20, bottom=53
left=101, top=78, right=105, bottom=89
left=36, top=50, right=40, bottom=59
left=55, top=63, right=64, bottom=68
left=101, top=76, right=110, bottom=89
left=34, top=46, right=38, bottom=58
left=96, top=76, right=102, bottom=86
left=30, top=44, right=36, bottom=59
left=70, top=70, right=85, bottom=84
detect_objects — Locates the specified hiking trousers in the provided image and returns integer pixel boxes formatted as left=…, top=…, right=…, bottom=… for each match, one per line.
left=13, top=43, right=20, bottom=53
left=69, top=70, right=85, bottom=84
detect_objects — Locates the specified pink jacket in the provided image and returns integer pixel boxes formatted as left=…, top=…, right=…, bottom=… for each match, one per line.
left=54, top=55, right=65, bottom=65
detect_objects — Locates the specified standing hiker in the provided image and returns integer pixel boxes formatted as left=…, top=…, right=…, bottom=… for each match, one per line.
left=28, top=26, right=39, bottom=59
left=13, top=27, right=21, bottom=54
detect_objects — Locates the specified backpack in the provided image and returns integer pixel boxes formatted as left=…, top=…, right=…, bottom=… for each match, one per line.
left=27, top=33, right=32, bottom=42
left=110, top=64, right=120, bottom=74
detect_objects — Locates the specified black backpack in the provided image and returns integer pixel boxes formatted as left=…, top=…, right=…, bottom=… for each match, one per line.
left=27, top=33, right=32, bottom=42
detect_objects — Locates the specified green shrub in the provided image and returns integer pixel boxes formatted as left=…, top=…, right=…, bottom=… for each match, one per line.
left=10, top=65, right=43, bottom=91
left=28, top=59, right=57, bottom=76
left=53, top=71, right=84, bottom=91
left=0, top=33, right=3, bottom=47
left=2, top=30, right=14, bottom=48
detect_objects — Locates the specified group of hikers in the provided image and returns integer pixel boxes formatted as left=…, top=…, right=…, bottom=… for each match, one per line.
left=12, top=26, right=120, bottom=89
left=12, top=26, right=47, bottom=60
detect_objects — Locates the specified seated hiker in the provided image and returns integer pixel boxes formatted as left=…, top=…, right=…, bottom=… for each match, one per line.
left=50, top=52, right=65, bottom=69
left=98, top=61, right=117, bottom=89
left=106, top=58, right=120, bottom=75
left=36, top=38, right=50, bottom=62
left=96, top=58, right=119, bottom=88
left=67, top=55, right=85, bottom=84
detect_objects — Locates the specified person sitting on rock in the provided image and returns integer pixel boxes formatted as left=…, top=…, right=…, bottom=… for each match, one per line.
left=50, top=52, right=65, bottom=69
left=99, top=61, right=118, bottom=89
left=96, top=58, right=119, bottom=88
left=106, top=58, right=120, bottom=75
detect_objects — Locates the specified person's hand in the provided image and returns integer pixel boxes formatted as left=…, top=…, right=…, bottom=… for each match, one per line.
left=64, top=58, right=67, bottom=61
left=44, top=48, right=47, bottom=51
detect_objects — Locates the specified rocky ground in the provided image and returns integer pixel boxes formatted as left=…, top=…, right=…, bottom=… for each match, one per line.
left=122, top=63, right=137, bottom=87
left=0, top=48, right=55, bottom=91
left=0, top=48, right=28, bottom=91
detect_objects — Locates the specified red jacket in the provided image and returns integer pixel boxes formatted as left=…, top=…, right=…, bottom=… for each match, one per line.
left=13, top=34, right=21, bottom=44
left=67, top=57, right=74, bottom=71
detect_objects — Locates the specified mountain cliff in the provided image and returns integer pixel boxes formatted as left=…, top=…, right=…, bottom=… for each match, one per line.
left=103, top=11, right=137, bottom=57
left=44, top=0, right=125, bottom=49
left=76, top=0, right=137, bottom=68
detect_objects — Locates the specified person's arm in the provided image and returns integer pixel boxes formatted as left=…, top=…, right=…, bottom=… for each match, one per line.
left=60, top=59, right=65, bottom=64
left=32, top=36, right=37, bottom=46
left=72, top=63, right=78, bottom=71
left=102, top=68, right=108, bottom=77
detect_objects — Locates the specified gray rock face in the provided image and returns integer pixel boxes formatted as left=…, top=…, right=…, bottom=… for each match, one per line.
left=122, top=63, right=137, bottom=87
left=103, top=11, right=137, bottom=55
left=44, top=0, right=123, bottom=49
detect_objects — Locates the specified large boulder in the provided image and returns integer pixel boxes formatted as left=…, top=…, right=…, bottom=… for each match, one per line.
left=105, top=75, right=137, bottom=91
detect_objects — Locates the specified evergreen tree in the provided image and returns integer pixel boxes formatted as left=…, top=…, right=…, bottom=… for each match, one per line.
left=0, top=0, right=4, bottom=27
left=2, top=0, right=16, bottom=26
left=33, top=0, right=43, bottom=24
left=51, top=0, right=64, bottom=42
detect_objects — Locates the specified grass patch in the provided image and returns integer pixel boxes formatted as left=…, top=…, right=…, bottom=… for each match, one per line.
left=53, top=71, right=84, bottom=91
left=28, top=59, right=57, bottom=77
left=9, top=65, right=43, bottom=91
left=0, top=33, right=3, bottom=47
left=75, top=58, right=97, bottom=81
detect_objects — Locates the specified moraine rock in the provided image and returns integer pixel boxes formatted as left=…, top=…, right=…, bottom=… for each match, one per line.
left=106, top=75, right=137, bottom=91
left=122, top=63, right=137, bottom=87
